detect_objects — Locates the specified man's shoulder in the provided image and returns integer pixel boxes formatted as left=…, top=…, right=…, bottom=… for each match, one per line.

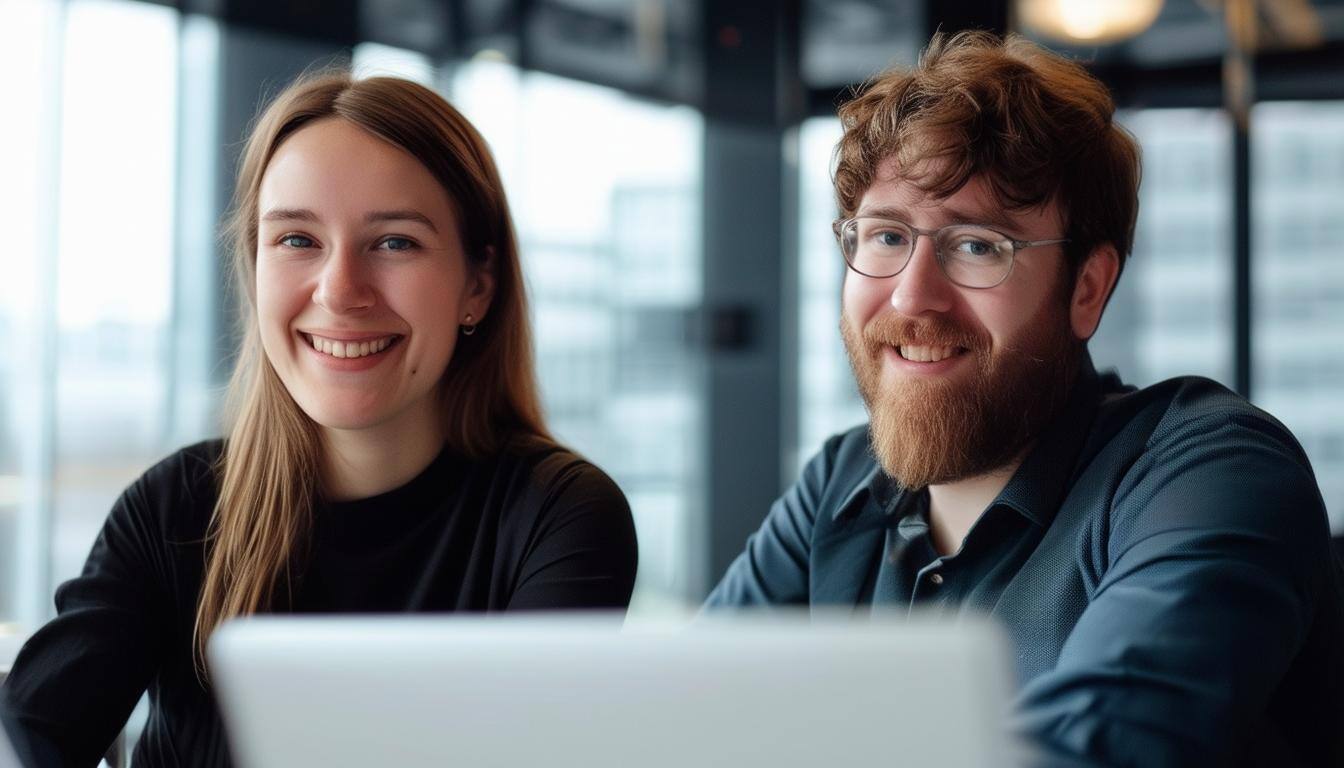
left=821, top=423, right=876, bottom=460
left=804, top=424, right=879, bottom=486
left=784, top=424, right=888, bottom=527
left=1098, top=373, right=1306, bottom=462
left=1088, top=373, right=1325, bottom=547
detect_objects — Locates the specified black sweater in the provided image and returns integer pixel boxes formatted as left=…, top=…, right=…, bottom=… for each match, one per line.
left=1, top=439, right=638, bottom=767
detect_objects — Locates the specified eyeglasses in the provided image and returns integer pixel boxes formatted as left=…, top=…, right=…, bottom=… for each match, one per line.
left=832, top=216, right=1069, bottom=289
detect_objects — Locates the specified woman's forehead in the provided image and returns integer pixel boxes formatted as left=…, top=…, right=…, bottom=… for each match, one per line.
left=258, top=118, right=457, bottom=228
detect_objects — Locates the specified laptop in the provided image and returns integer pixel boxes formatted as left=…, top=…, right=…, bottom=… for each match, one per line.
left=209, top=612, right=1016, bottom=768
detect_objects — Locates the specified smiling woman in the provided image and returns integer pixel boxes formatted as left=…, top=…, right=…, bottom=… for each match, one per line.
left=0, top=73, right=638, bottom=767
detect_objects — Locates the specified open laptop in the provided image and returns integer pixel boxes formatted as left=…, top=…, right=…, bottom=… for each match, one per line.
left=209, top=612, right=1016, bottom=768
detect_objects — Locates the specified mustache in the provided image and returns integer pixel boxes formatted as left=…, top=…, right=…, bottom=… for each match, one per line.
left=859, top=313, right=986, bottom=351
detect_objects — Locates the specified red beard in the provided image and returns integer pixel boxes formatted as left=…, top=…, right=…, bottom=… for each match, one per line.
left=841, top=297, right=1078, bottom=490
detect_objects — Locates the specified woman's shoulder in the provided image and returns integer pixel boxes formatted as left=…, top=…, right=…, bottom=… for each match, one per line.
left=467, top=438, right=631, bottom=530
left=492, top=438, right=625, bottom=500
left=134, top=439, right=223, bottom=499
left=116, top=439, right=224, bottom=540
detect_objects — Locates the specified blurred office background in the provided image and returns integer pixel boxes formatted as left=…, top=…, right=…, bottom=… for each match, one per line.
left=3, top=0, right=1344, bottom=642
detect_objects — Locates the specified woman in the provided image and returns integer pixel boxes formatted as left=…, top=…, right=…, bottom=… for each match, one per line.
left=0, top=73, right=638, bottom=766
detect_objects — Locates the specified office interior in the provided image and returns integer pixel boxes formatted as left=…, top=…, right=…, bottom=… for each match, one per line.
left=2, top=0, right=1343, bottom=670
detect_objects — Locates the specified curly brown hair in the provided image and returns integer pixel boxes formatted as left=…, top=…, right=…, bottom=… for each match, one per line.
left=834, top=31, right=1141, bottom=278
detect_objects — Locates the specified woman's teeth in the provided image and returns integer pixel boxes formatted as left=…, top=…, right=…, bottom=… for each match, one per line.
left=306, top=334, right=396, bottom=359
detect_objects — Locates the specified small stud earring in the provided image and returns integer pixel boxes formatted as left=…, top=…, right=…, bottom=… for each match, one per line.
left=461, top=313, right=477, bottom=336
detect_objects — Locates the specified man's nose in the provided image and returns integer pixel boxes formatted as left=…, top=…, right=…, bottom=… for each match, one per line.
left=888, top=236, right=955, bottom=316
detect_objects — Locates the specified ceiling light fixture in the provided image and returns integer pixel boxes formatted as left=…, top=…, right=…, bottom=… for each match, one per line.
left=1016, top=0, right=1166, bottom=45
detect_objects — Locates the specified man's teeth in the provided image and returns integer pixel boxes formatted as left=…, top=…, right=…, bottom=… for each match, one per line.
left=307, top=334, right=395, bottom=359
left=898, top=345, right=960, bottom=363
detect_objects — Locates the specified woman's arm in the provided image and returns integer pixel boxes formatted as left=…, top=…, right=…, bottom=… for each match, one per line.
left=1, top=455, right=189, bottom=767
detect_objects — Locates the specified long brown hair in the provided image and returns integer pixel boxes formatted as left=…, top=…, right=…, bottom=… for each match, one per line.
left=195, top=72, right=550, bottom=672
left=834, top=31, right=1141, bottom=278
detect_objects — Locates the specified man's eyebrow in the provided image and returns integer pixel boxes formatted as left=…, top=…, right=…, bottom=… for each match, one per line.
left=855, top=205, right=911, bottom=220
left=258, top=207, right=439, bottom=234
left=855, top=204, right=1020, bottom=233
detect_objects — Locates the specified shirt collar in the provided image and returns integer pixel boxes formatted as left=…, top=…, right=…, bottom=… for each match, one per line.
left=834, top=464, right=886, bottom=521
left=831, top=352, right=1105, bottom=528
left=991, top=352, right=1103, bottom=528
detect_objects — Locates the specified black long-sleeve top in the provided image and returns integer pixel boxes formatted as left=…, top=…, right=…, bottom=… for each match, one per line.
left=1, top=438, right=638, bottom=767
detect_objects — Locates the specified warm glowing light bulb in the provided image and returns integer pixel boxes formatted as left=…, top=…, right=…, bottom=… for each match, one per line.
left=1017, top=0, right=1165, bottom=44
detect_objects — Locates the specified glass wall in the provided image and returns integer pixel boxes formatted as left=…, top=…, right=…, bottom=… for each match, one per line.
left=451, top=62, right=706, bottom=610
left=50, top=0, right=181, bottom=600
left=1, top=0, right=186, bottom=633
left=1091, top=109, right=1235, bottom=388
left=795, top=118, right=864, bottom=470
left=1253, top=101, right=1344, bottom=532
left=0, top=0, right=63, bottom=632
left=7, top=1, right=1339, bottom=652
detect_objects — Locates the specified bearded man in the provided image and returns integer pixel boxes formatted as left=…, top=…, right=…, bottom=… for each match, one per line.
left=704, top=31, right=1344, bottom=767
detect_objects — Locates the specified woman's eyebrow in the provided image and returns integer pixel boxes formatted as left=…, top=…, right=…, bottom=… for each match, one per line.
left=365, top=209, right=438, bottom=233
left=260, top=207, right=319, bottom=224
left=259, top=207, right=439, bottom=234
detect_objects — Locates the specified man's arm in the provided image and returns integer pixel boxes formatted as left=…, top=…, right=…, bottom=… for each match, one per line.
left=703, top=431, right=859, bottom=607
left=1011, top=412, right=1334, bottom=767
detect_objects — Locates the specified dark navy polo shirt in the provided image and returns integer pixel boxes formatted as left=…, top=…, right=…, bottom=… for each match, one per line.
left=705, top=355, right=1344, bottom=767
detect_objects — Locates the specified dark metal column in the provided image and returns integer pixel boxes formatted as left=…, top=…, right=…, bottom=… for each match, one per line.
left=699, top=0, right=802, bottom=596
left=210, top=23, right=352, bottom=379
left=1225, top=0, right=1256, bottom=398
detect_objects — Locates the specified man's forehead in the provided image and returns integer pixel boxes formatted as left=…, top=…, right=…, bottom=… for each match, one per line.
left=859, top=155, right=1061, bottom=231
left=860, top=156, right=994, bottom=212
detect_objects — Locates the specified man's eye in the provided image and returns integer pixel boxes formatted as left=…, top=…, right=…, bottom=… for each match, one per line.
left=379, top=237, right=416, bottom=252
left=279, top=234, right=314, bottom=248
left=873, top=230, right=909, bottom=248
left=957, top=239, right=995, bottom=256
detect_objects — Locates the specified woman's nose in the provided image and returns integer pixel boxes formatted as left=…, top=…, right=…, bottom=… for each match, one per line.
left=312, top=245, right=375, bottom=314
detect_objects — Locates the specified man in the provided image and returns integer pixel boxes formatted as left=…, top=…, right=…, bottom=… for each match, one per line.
left=705, top=31, right=1344, bottom=767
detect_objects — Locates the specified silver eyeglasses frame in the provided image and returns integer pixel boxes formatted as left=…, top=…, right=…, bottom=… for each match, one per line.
left=832, top=216, right=1070, bottom=289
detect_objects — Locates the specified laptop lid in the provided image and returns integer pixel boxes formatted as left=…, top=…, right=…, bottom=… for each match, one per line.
left=209, top=613, right=1014, bottom=768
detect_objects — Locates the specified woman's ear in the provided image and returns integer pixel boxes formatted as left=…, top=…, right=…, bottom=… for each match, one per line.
left=463, top=246, right=497, bottom=322
left=1070, top=244, right=1120, bottom=341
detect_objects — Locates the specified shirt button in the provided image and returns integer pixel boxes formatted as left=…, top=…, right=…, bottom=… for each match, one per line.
left=928, top=572, right=944, bottom=586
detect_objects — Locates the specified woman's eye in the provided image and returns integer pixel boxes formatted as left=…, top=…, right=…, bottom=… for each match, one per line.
left=378, top=237, right=416, bottom=252
left=278, top=234, right=314, bottom=248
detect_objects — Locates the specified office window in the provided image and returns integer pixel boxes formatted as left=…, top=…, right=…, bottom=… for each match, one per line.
left=1252, top=101, right=1344, bottom=532
left=450, top=62, right=706, bottom=611
left=352, top=41, right=434, bottom=85
left=1091, top=109, right=1235, bottom=388
left=0, top=0, right=63, bottom=630
left=49, top=0, right=181, bottom=605
left=0, top=0, right=182, bottom=631
left=795, top=117, right=864, bottom=471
